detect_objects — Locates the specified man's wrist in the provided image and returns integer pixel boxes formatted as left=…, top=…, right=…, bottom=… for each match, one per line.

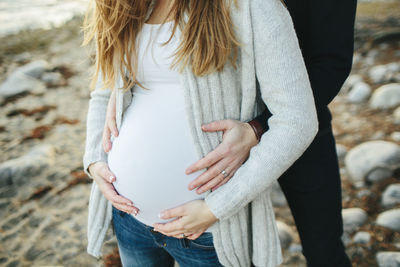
left=247, top=119, right=264, bottom=143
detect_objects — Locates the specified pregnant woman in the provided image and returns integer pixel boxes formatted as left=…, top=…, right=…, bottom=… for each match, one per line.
left=82, top=0, right=319, bottom=266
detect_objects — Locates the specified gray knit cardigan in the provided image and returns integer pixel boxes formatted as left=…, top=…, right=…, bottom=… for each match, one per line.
left=82, top=0, right=319, bottom=266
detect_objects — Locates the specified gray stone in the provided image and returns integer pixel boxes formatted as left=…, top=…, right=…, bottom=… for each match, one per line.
left=342, top=208, right=368, bottom=233
left=376, top=209, right=400, bottom=231
left=376, top=251, right=400, bottom=267
left=382, top=184, right=400, bottom=208
left=370, top=83, right=400, bottom=109
left=342, top=74, right=363, bottom=93
left=270, top=181, right=287, bottom=206
left=387, top=63, right=400, bottom=73
left=369, top=65, right=388, bottom=84
left=336, top=144, right=348, bottom=161
left=288, top=243, right=302, bottom=253
left=344, top=141, right=400, bottom=182
left=394, top=107, right=400, bottom=125
left=353, top=231, right=371, bottom=244
left=276, top=221, right=295, bottom=249
left=0, top=144, right=55, bottom=186
left=347, top=81, right=371, bottom=103
left=41, top=72, right=63, bottom=86
left=16, top=60, right=49, bottom=78
left=391, top=132, right=400, bottom=142
left=0, top=71, right=46, bottom=98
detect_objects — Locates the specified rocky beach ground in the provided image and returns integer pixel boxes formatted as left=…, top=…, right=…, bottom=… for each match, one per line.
left=1, top=1, right=400, bottom=267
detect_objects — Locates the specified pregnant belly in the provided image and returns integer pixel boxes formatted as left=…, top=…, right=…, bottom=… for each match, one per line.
left=107, top=93, right=207, bottom=227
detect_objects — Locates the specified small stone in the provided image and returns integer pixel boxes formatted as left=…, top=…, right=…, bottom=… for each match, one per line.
left=0, top=71, right=46, bottom=99
left=276, top=221, right=295, bottom=249
left=342, top=74, right=363, bottom=93
left=376, top=251, right=400, bottom=267
left=356, top=189, right=372, bottom=199
left=41, top=72, right=63, bottom=86
left=393, top=107, right=400, bottom=124
left=288, top=243, right=302, bottom=253
left=370, top=83, right=400, bottom=110
left=382, top=184, right=400, bottom=208
left=376, top=209, right=400, bottom=231
left=347, top=81, right=371, bottom=103
left=0, top=144, right=55, bottom=186
left=353, top=231, right=371, bottom=244
left=16, top=60, right=49, bottom=78
left=342, top=208, right=368, bottom=233
left=336, top=144, right=348, bottom=161
left=391, top=132, right=400, bottom=142
left=369, top=65, right=387, bottom=83
left=270, top=181, right=287, bottom=207
left=344, top=141, right=400, bottom=183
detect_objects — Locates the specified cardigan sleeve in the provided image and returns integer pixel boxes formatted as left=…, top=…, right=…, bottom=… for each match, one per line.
left=82, top=71, right=113, bottom=179
left=204, top=0, right=319, bottom=221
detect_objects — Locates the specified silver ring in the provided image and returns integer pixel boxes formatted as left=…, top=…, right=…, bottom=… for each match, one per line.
left=181, top=233, right=186, bottom=238
left=221, top=169, right=229, bottom=178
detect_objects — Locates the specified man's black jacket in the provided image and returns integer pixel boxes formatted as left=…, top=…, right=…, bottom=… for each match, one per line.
left=254, top=0, right=358, bottom=131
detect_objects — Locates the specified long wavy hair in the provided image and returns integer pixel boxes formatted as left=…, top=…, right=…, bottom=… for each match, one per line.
left=81, top=0, right=242, bottom=92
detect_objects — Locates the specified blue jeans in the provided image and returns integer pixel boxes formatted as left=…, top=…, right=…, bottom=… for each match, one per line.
left=111, top=205, right=223, bottom=267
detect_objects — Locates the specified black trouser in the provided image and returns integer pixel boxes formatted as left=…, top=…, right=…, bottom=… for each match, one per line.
left=275, top=123, right=352, bottom=267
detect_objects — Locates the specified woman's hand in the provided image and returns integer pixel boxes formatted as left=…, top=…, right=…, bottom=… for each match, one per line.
left=186, top=119, right=259, bottom=194
left=102, top=89, right=118, bottom=153
left=152, top=200, right=217, bottom=240
left=88, top=161, right=140, bottom=215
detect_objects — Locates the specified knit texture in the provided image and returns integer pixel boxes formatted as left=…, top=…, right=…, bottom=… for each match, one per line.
left=82, top=0, right=319, bottom=266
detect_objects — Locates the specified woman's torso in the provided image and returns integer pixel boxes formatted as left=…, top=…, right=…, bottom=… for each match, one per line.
left=107, top=21, right=210, bottom=231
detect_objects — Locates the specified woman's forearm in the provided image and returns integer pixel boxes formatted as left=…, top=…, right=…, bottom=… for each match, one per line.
left=204, top=0, right=319, bottom=222
left=83, top=71, right=113, bottom=179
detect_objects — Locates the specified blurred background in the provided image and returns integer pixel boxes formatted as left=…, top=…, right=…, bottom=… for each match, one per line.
left=0, top=0, right=399, bottom=266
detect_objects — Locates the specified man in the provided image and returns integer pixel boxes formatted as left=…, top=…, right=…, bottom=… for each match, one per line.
left=247, top=0, right=357, bottom=265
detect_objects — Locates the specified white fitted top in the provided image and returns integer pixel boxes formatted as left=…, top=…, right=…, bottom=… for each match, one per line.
left=107, top=21, right=211, bottom=231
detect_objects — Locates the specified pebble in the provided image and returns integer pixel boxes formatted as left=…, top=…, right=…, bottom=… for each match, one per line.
left=394, top=107, right=400, bottom=125
left=344, top=141, right=400, bottom=182
left=336, top=144, right=348, bottom=161
left=342, top=74, right=363, bottom=93
left=376, top=209, right=400, bottom=231
left=270, top=181, right=287, bottom=207
left=347, top=81, right=371, bottom=103
left=370, top=83, right=400, bottom=109
left=287, top=243, right=302, bottom=254
left=369, top=65, right=387, bottom=84
left=0, top=71, right=46, bottom=99
left=41, top=72, right=63, bottom=86
left=382, top=184, right=400, bottom=208
left=342, top=208, right=368, bottom=233
left=391, top=132, right=400, bottom=142
left=276, top=221, right=295, bottom=249
left=16, top=60, right=49, bottom=79
left=376, top=251, right=400, bottom=267
left=353, top=231, right=371, bottom=244
left=0, top=144, right=55, bottom=186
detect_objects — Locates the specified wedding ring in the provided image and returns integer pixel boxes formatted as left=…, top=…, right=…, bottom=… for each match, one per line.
left=221, top=169, right=229, bottom=178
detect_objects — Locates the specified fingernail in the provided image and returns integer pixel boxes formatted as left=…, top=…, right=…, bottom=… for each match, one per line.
left=185, top=169, right=191, bottom=174
left=158, top=212, right=164, bottom=219
left=109, top=175, right=115, bottom=182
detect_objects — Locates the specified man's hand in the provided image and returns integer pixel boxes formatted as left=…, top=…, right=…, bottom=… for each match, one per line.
left=88, top=161, right=139, bottom=215
left=186, top=119, right=259, bottom=194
